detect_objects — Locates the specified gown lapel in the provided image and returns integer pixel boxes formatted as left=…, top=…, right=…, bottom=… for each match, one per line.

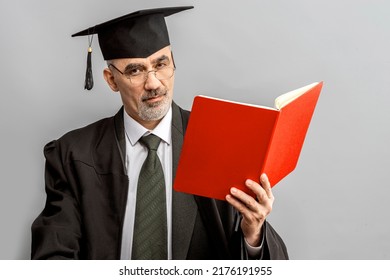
left=171, top=103, right=197, bottom=259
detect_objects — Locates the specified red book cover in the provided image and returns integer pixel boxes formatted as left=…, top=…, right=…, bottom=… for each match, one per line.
left=173, top=82, right=323, bottom=200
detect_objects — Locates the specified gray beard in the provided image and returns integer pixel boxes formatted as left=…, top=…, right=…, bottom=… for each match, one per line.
left=138, top=93, right=171, bottom=121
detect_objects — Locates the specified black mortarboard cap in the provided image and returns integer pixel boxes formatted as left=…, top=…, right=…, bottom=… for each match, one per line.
left=72, top=6, right=194, bottom=90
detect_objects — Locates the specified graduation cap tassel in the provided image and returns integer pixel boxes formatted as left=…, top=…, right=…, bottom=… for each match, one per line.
left=84, top=33, right=94, bottom=90
left=84, top=47, right=93, bottom=90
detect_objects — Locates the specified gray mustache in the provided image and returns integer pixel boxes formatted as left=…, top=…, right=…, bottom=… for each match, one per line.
left=142, top=89, right=167, bottom=101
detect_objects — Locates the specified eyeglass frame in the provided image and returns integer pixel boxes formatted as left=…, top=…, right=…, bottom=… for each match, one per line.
left=108, top=52, right=176, bottom=85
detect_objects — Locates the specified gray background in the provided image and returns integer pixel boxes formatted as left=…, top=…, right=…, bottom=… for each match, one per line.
left=1, top=0, right=389, bottom=259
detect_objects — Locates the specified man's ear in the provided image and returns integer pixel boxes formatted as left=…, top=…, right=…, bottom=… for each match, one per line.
left=103, top=68, right=119, bottom=92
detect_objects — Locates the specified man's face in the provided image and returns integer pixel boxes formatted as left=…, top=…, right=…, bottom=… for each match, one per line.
left=104, top=46, right=175, bottom=128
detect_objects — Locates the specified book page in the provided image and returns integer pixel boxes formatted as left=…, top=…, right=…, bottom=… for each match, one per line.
left=275, top=82, right=319, bottom=109
left=197, top=95, right=278, bottom=111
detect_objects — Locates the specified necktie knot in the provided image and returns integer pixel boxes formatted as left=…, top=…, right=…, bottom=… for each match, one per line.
left=139, top=134, right=161, bottom=151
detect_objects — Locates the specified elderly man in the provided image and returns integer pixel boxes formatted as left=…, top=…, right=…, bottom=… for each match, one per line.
left=31, top=6, right=288, bottom=260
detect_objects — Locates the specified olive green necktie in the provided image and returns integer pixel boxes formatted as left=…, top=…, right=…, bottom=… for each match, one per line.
left=132, top=134, right=167, bottom=260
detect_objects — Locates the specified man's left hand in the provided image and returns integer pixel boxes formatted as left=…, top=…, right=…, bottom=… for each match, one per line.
left=226, top=173, right=274, bottom=247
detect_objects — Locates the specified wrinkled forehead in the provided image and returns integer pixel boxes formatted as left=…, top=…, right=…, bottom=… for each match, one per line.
left=109, top=46, right=173, bottom=67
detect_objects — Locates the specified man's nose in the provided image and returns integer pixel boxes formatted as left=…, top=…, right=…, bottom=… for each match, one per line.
left=144, top=71, right=161, bottom=90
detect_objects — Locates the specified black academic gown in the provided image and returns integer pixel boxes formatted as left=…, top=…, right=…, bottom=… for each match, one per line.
left=31, top=102, right=288, bottom=260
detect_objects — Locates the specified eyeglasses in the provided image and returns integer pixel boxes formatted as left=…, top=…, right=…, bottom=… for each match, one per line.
left=109, top=63, right=175, bottom=85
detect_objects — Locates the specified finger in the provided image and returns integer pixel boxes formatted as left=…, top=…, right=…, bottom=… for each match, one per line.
left=226, top=188, right=259, bottom=213
left=227, top=187, right=272, bottom=224
left=260, top=173, right=274, bottom=200
left=226, top=193, right=267, bottom=228
left=245, top=179, right=269, bottom=202
left=226, top=194, right=247, bottom=215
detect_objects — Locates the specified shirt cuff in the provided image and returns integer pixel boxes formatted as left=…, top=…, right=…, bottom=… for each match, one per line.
left=244, top=232, right=265, bottom=259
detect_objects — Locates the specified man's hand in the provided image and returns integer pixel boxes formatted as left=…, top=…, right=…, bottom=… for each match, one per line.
left=226, top=173, right=274, bottom=247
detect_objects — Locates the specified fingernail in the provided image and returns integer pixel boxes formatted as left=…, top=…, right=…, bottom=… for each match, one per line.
left=231, top=188, right=237, bottom=194
left=246, top=179, right=253, bottom=186
left=261, top=174, right=268, bottom=181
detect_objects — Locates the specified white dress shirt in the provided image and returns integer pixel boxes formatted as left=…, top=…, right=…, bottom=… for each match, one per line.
left=120, top=107, right=173, bottom=260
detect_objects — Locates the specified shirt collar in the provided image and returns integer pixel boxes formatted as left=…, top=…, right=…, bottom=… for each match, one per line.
left=123, top=106, right=172, bottom=146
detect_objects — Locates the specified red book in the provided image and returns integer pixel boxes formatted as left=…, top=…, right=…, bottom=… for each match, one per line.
left=174, top=82, right=323, bottom=200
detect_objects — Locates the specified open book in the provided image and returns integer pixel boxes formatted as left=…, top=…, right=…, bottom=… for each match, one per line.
left=173, top=82, right=323, bottom=200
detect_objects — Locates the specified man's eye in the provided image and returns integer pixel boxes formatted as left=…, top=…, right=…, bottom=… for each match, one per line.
left=126, top=68, right=143, bottom=76
left=155, top=62, right=168, bottom=69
